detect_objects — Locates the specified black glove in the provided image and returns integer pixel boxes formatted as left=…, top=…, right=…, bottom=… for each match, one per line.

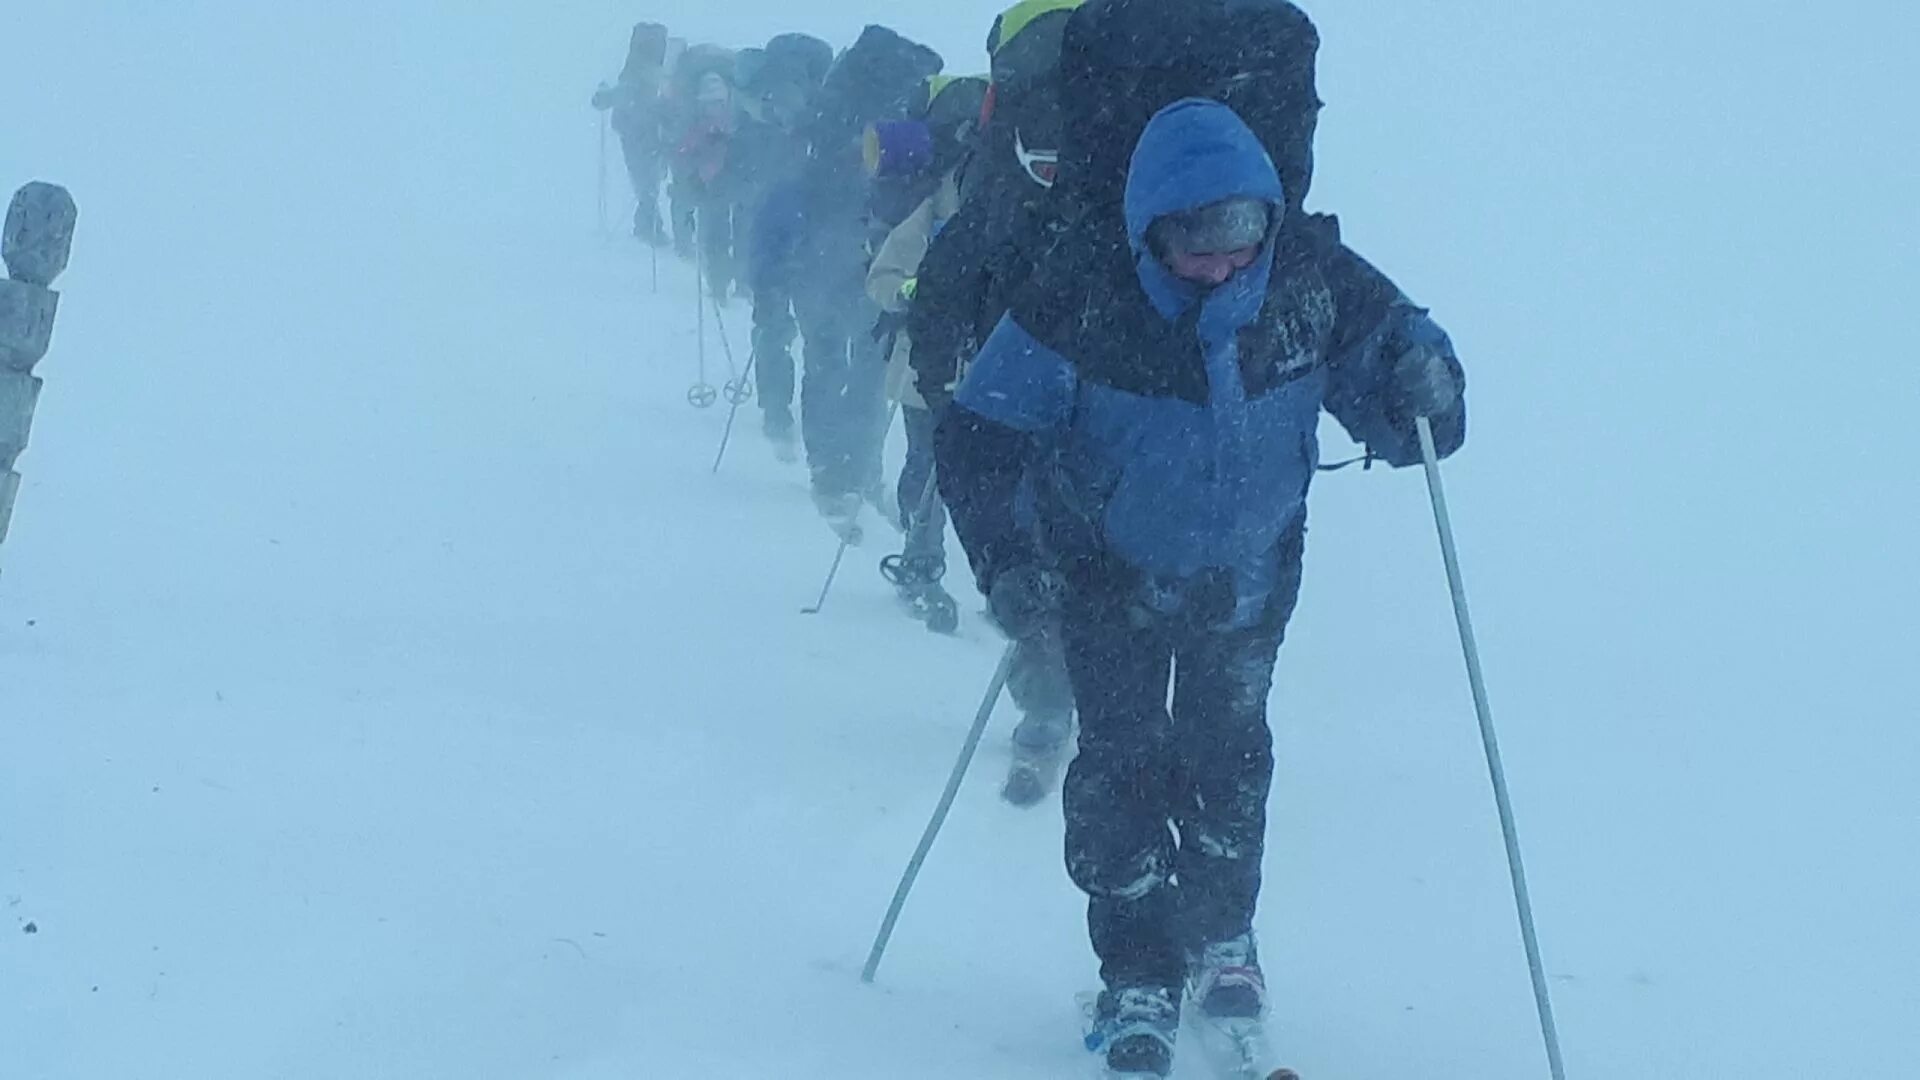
left=1389, top=315, right=1462, bottom=418
left=988, top=564, right=1066, bottom=640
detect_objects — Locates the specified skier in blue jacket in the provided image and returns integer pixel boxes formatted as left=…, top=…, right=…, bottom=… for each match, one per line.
left=935, top=98, right=1466, bottom=1077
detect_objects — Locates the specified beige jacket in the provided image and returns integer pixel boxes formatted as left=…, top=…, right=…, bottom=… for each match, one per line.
left=865, top=171, right=963, bottom=410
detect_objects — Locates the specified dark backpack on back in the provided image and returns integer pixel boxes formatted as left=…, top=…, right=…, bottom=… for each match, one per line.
left=813, top=25, right=945, bottom=152
left=1055, top=0, right=1320, bottom=220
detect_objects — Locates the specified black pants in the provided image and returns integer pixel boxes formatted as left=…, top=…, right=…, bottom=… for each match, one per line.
left=617, top=133, right=664, bottom=239
left=694, top=198, right=738, bottom=300
left=1060, top=542, right=1304, bottom=994
left=791, top=292, right=886, bottom=495
left=753, top=285, right=798, bottom=420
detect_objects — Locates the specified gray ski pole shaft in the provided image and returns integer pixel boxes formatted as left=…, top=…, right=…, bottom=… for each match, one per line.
left=911, top=459, right=940, bottom=521
left=685, top=225, right=717, bottom=407
left=712, top=296, right=742, bottom=385
left=799, top=400, right=900, bottom=614
left=1414, top=415, right=1568, bottom=1080
left=862, top=641, right=1017, bottom=983
left=799, top=540, right=851, bottom=615
left=695, top=236, right=705, bottom=381
left=711, top=348, right=759, bottom=474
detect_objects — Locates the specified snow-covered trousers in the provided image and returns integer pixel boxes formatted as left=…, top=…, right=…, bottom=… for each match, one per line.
left=1059, top=533, right=1305, bottom=994
left=791, top=293, right=887, bottom=495
left=1008, top=627, right=1075, bottom=750
left=752, top=284, right=798, bottom=417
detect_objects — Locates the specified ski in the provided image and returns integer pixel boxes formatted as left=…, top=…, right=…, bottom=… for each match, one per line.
left=1183, top=1003, right=1299, bottom=1080
left=1080, top=991, right=1300, bottom=1080
left=1078, top=991, right=1185, bottom=1080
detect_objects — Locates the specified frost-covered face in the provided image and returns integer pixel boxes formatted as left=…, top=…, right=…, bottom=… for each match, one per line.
left=1162, top=245, right=1261, bottom=286
left=1147, top=196, right=1272, bottom=285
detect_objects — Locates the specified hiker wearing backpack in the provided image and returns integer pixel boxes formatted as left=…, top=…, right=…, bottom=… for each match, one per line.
left=747, top=25, right=942, bottom=535
left=663, top=44, right=744, bottom=297
left=591, top=22, right=672, bottom=245
left=935, top=4, right=1467, bottom=1074
left=902, top=0, right=1084, bottom=804
left=729, top=34, right=834, bottom=293
left=731, top=33, right=834, bottom=460
left=905, top=0, right=1078, bottom=419
left=862, top=74, right=989, bottom=636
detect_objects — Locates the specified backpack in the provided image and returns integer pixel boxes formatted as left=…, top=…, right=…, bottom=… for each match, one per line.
left=622, top=22, right=669, bottom=76
left=755, top=33, right=834, bottom=93
left=812, top=25, right=944, bottom=154
left=1054, top=0, right=1320, bottom=219
left=669, top=44, right=737, bottom=106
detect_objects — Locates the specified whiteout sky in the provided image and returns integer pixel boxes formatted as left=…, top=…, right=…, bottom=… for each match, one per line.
left=3, top=3, right=1917, bottom=1078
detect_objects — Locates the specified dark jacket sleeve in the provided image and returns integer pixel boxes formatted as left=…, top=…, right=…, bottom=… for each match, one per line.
left=907, top=204, right=993, bottom=410
left=936, top=406, right=1041, bottom=593
left=1309, top=216, right=1467, bottom=466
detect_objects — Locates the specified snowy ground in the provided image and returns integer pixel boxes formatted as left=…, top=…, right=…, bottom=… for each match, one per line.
left=4, top=4, right=1917, bottom=1079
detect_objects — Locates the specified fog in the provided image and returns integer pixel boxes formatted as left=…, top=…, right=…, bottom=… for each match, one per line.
left=2, top=2, right=1915, bottom=1077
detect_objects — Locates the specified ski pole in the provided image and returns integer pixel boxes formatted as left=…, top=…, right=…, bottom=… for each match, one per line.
left=687, top=221, right=716, bottom=408
left=1414, top=415, right=1567, bottom=1080
left=799, top=541, right=851, bottom=615
left=862, top=641, right=1017, bottom=983
left=799, top=400, right=900, bottom=615
left=877, top=460, right=941, bottom=575
left=714, top=296, right=749, bottom=401
left=909, top=460, right=940, bottom=525
left=711, top=347, right=759, bottom=474
left=596, top=113, right=609, bottom=237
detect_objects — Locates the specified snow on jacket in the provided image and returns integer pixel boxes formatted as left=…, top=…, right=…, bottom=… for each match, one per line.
left=866, top=170, right=962, bottom=409
left=935, top=98, right=1467, bottom=626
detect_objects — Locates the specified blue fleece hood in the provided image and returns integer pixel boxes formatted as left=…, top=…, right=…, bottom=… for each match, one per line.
left=1124, top=99, right=1286, bottom=324
left=1124, top=98, right=1286, bottom=257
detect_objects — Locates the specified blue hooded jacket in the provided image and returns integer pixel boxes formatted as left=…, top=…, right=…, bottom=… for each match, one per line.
left=938, top=98, right=1465, bottom=625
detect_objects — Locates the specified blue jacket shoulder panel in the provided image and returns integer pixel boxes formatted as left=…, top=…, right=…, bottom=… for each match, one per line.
left=954, top=315, right=1078, bottom=435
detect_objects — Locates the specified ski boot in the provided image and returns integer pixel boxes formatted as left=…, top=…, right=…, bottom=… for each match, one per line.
left=812, top=487, right=864, bottom=545
left=1002, top=708, right=1072, bottom=807
left=763, top=408, right=798, bottom=463
left=1084, top=985, right=1179, bottom=1079
left=1184, top=933, right=1297, bottom=1080
left=880, top=553, right=959, bottom=634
